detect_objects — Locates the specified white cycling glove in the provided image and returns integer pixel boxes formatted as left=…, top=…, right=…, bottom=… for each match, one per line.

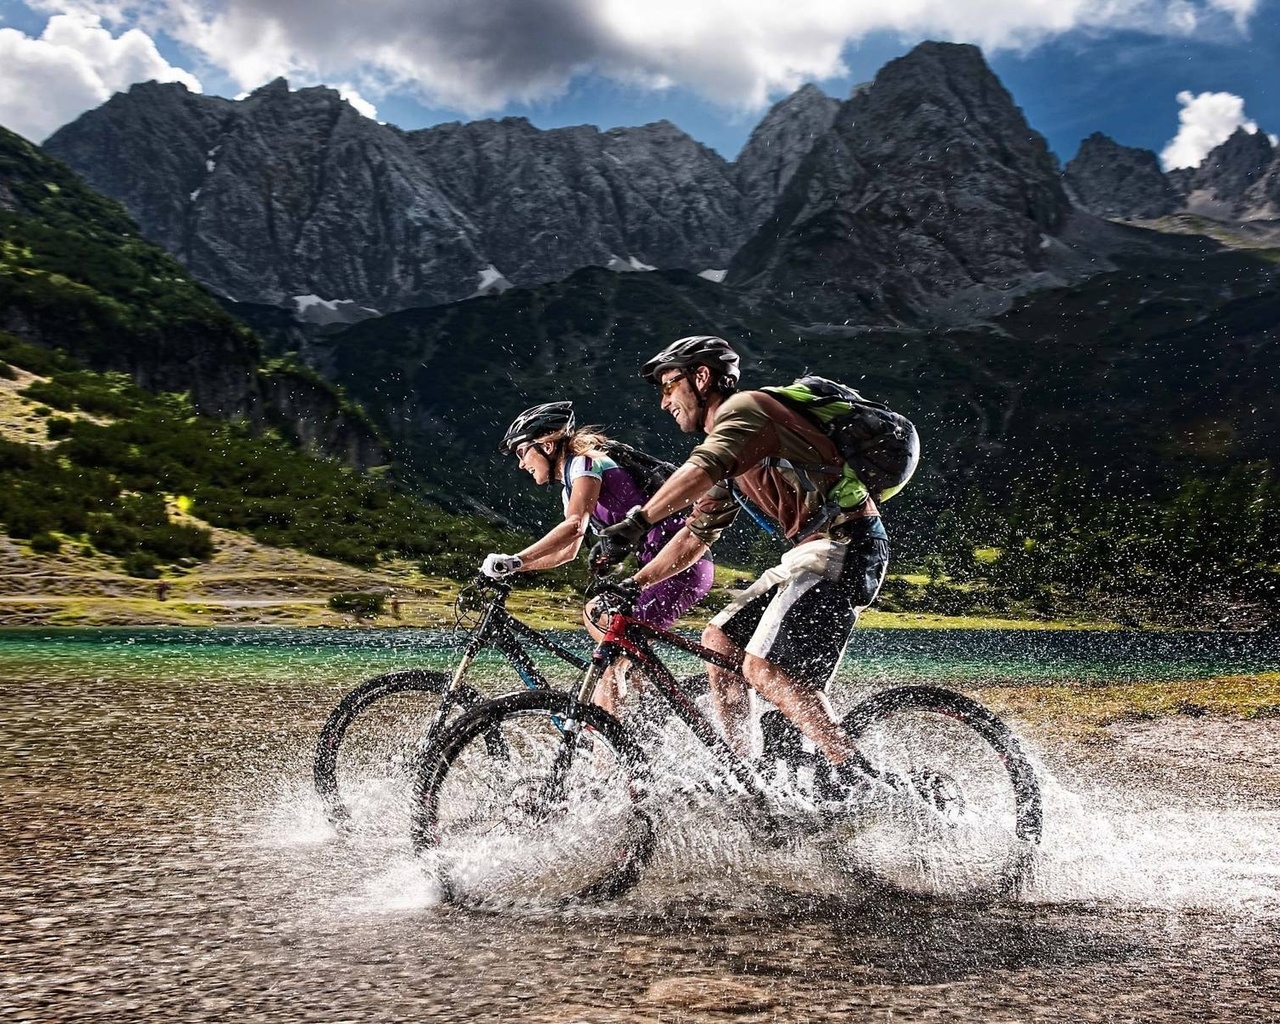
left=480, top=553, right=523, bottom=579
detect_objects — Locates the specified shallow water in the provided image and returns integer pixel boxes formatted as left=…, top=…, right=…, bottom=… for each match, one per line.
left=4, top=628, right=1280, bottom=1021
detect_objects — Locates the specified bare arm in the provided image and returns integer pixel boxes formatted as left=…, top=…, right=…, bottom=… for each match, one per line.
left=630, top=526, right=709, bottom=588
left=514, top=473, right=600, bottom=571
left=640, top=461, right=714, bottom=522
left=628, top=462, right=716, bottom=586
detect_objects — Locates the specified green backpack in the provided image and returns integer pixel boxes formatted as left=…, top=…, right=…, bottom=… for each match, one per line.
left=761, top=376, right=920, bottom=503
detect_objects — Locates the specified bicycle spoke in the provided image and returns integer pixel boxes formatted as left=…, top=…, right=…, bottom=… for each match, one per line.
left=834, top=686, right=1040, bottom=900
left=417, top=693, right=652, bottom=906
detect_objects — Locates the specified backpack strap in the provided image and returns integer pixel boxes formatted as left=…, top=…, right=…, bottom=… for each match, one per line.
left=727, top=480, right=786, bottom=539
left=760, top=457, right=842, bottom=492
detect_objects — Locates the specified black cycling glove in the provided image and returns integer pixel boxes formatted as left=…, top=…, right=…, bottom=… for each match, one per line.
left=588, top=506, right=650, bottom=572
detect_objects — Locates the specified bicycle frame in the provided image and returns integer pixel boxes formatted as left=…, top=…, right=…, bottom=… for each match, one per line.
left=425, top=578, right=590, bottom=741
left=569, top=607, right=774, bottom=800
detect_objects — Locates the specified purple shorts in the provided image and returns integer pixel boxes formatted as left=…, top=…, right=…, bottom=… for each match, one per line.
left=633, top=556, right=714, bottom=630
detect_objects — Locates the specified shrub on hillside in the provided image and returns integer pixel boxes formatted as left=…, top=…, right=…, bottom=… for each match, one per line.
left=121, top=551, right=160, bottom=578
left=328, top=592, right=386, bottom=617
left=46, top=417, right=73, bottom=440
left=29, top=532, right=61, bottom=554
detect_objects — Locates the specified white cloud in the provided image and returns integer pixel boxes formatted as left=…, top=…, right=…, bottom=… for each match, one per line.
left=334, top=83, right=377, bottom=121
left=1159, top=89, right=1264, bottom=169
left=0, top=11, right=200, bottom=142
left=1206, top=0, right=1257, bottom=28
left=10, top=1, right=1263, bottom=120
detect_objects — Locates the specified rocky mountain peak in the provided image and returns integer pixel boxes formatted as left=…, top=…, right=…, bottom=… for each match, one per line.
left=728, top=40, right=1072, bottom=323
left=1063, top=132, right=1180, bottom=219
left=247, top=77, right=292, bottom=100
left=1172, top=127, right=1276, bottom=218
left=735, top=83, right=840, bottom=228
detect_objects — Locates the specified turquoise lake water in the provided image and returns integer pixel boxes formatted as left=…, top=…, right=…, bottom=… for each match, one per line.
left=2, top=626, right=1277, bottom=690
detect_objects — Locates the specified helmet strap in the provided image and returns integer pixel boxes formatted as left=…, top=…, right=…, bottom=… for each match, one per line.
left=686, top=368, right=714, bottom=424
left=546, top=435, right=569, bottom=476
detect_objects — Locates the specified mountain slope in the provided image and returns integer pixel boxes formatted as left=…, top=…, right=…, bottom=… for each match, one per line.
left=728, top=42, right=1075, bottom=323
left=310, top=241, right=1280, bottom=524
left=0, top=124, right=383, bottom=466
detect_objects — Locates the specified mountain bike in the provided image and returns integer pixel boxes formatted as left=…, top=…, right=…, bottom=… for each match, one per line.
left=312, top=576, right=590, bottom=824
left=410, top=581, right=1043, bottom=907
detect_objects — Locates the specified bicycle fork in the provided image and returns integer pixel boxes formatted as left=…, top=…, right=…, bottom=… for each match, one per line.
left=533, top=659, right=608, bottom=813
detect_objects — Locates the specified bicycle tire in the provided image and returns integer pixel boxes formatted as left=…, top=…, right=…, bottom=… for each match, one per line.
left=412, top=689, right=654, bottom=907
left=314, top=668, right=450, bottom=824
left=836, top=685, right=1042, bottom=900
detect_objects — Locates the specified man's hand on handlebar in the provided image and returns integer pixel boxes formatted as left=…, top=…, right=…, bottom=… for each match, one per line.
left=585, top=576, right=641, bottom=625
left=588, top=506, right=650, bottom=572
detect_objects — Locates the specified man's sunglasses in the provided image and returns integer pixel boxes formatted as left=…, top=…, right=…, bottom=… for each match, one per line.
left=659, top=375, right=684, bottom=398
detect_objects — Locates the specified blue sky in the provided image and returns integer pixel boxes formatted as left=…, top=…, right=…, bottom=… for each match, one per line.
left=0, top=0, right=1276, bottom=168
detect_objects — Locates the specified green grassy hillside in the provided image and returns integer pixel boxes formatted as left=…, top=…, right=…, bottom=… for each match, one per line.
left=0, top=332, right=516, bottom=576
left=0, top=126, right=519, bottom=583
left=308, top=252, right=1280, bottom=626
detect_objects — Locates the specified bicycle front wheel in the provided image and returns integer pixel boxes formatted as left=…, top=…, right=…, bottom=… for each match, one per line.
left=314, top=669, right=450, bottom=825
left=835, top=685, right=1042, bottom=900
left=412, top=689, right=653, bottom=907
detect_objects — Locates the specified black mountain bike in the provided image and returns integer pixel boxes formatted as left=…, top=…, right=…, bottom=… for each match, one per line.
left=313, top=577, right=589, bottom=824
left=410, top=582, right=1043, bottom=907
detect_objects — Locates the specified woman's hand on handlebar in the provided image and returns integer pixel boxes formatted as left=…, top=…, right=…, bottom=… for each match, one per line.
left=480, top=553, right=523, bottom=578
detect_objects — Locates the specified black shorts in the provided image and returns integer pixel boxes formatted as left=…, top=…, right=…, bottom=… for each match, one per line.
left=710, top=535, right=890, bottom=688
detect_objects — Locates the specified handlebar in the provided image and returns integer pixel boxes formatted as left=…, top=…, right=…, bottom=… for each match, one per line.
left=584, top=573, right=640, bottom=617
left=457, top=571, right=635, bottom=618
left=455, top=575, right=512, bottom=617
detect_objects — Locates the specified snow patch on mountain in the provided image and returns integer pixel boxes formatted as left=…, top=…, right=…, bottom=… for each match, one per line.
left=606, top=254, right=656, bottom=273
left=472, top=264, right=513, bottom=296
left=293, top=294, right=381, bottom=326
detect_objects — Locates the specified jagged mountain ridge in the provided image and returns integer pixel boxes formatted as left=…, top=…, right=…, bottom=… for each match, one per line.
left=38, top=41, right=1132, bottom=327
left=37, top=39, right=1280, bottom=331
left=1068, top=125, right=1280, bottom=223
left=402, top=116, right=745, bottom=288
left=726, top=42, right=1078, bottom=323
left=43, top=78, right=799, bottom=314
left=1063, top=133, right=1182, bottom=219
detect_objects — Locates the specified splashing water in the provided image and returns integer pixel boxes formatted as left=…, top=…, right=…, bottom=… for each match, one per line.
left=259, top=705, right=1280, bottom=924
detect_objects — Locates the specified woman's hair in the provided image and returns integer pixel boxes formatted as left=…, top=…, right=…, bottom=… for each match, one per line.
left=566, top=425, right=611, bottom=457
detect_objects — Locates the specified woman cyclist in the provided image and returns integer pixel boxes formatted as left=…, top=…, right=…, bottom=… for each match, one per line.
left=480, top=401, right=715, bottom=714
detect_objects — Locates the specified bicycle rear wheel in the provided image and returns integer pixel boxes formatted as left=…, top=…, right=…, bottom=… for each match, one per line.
left=834, top=685, right=1041, bottom=900
left=314, top=669, right=450, bottom=825
left=412, top=689, right=653, bottom=907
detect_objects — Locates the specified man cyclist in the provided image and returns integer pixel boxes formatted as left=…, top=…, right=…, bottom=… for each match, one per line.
left=481, top=400, right=714, bottom=715
left=590, top=336, right=890, bottom=796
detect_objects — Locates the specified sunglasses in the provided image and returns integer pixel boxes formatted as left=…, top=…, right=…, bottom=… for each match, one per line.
left=659, top=375, right=684, bottom=398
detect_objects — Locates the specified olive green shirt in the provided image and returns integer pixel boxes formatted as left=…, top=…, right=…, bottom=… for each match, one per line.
left=683, top=391, right=876, bottom=544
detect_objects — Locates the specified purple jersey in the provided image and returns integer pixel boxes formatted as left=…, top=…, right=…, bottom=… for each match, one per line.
left=564, top=453, right=713, bottom=629
left=563, top=456, right=681, bottom=566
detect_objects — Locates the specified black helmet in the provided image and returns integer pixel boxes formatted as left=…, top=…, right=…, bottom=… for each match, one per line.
left=499, top=401, right=575, bottom=454
left=640, top=335, right=740, bottom=391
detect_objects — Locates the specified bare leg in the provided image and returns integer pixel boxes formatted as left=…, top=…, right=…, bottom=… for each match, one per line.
left=591, top=660, right=629, bottom=716
left=701, top=624, right=754, bottom=756
left=583, top=603, right=628, bottom=716
left=740, top=653, right=860, bottom=767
